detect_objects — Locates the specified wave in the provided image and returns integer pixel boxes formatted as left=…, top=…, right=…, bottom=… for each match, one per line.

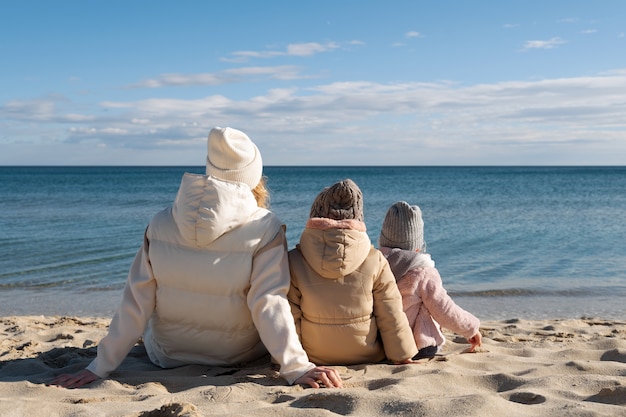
left=0, top=253, right=131, bottom=289
left=449, top=286, right=626, bottom=298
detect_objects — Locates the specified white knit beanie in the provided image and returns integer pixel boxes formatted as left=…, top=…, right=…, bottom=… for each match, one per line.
left=378, top=201, right=425, bottom=252
left=206, top=127, right=263, bottom=189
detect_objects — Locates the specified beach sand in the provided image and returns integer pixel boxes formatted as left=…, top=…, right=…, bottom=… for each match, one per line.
left=1, top=315, right=625, bottom=417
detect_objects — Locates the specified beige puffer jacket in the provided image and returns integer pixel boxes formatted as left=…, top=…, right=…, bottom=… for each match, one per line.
left=288, top=218, right=418, bottom=365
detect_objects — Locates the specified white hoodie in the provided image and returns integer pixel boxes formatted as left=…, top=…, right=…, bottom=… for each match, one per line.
left=87, top=173, right=315, bottom=384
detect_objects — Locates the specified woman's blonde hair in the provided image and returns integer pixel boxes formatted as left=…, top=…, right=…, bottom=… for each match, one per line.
left=252, top=176, right=270, bottom=208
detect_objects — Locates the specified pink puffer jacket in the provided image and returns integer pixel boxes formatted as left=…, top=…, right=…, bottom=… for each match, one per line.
left=380, top=247, right=480, bottom=349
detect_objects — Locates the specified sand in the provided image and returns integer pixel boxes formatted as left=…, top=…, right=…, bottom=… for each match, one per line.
left=1, top=315, right=625, bottom=417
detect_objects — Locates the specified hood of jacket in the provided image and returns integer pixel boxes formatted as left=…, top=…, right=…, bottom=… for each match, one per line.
left=298, top=217, right=372, bottom=279
left=172, top=173, right=259, bottom=247
left=380, top=247, right=435, bottom=281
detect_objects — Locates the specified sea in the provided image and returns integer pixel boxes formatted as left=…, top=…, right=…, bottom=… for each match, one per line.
left=1, top=166, right=625, bottom=321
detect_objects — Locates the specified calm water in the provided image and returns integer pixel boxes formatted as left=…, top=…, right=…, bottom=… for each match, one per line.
left=1, top=166, right=625, bottom=320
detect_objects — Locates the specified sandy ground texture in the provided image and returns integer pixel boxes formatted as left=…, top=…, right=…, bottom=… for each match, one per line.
left=1, top=315, right=625, bottom=417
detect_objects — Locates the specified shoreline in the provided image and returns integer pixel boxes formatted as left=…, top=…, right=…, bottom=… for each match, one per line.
left=2, top=287, right=625, bottom=322
left=2, top=315, right=625, bottom=416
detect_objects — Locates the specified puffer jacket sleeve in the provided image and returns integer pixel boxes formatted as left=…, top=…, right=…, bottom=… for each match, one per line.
left=372, top=252, right=419, bottom=362
left=247, top=228, right=315, bottom=384
left=286, top=256, right=303, bottom=339
left=420, top=267, right=480, bottom=339
left=86, top=231, right=157, bottom=378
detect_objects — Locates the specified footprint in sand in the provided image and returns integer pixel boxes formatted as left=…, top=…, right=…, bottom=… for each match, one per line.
left=586, top=386, right=626, bottom=406
left=365, top=377, right=400, bottom=390
left=600, top=348, right=626, bottom=363
left=507, top=391, right=547, bottom=405
left=290, top=392, right=357, bottom=415
left=46, top=333, right=74, bottom=343
left=133, top=402, right=200, bottom=417
left=200, top=386, right=232, bottom=402
left=381, top=400, right=427, bottom=416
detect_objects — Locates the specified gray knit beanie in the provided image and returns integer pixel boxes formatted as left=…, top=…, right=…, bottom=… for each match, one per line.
left=310, top=179, right=364, bottom=222
left=379, top=201, right=425, bottom=252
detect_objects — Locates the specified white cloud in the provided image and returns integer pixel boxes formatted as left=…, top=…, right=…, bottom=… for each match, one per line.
left=2, top=99, right=56, bottom=120
left=227, top=66, right=309, bottom=80
left=132, top=73, right=223, bottom=88
left=580, top=29, right=597, bottom=34
left=127, top=66, right=308, bottom=88
left=3, top=71, right=626, bottom=165
left=287, top=42, right=338, bottom=56
left=63, top=113, right=95, bottom=122
left=405, top=31, right=420, bottom=38
left=101, top=128, right=128, bottom=135
left=0, top=97, right=95, bottom=123
left=522, top=37, right=566, bottom=50
left=225, top=42, right=340, bottom=62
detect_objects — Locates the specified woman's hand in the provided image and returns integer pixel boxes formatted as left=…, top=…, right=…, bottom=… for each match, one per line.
left=48, top=369, right=100, bottom=389
left=295, top=366, right=343, bottom=388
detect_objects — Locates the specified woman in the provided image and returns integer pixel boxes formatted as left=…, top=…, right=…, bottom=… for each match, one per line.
left=51, top=127, right=341, bottom=389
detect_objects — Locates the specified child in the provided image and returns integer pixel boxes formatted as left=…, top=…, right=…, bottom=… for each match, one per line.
left=378, top=201, right=482, bottom=359
left=288, top=179, right=418, bottom=365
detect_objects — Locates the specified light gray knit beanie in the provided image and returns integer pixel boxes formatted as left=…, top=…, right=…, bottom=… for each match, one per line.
left=206, top=127, right=263, bottom=189
left=310, top=179, right=364, bottom=222
left=379, top=201, right=425, bottom=252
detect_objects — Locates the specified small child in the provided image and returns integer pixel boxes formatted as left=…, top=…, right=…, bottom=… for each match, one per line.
left=288, top=180, right=418, bottom=365
left=379, top=201, right=482, bottom=359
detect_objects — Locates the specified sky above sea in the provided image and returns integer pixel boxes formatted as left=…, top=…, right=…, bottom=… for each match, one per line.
left=1, top=1, right=626, bottom=166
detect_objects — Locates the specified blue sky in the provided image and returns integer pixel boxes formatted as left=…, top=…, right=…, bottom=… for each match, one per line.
left=1, top=1, right=625, bottom=165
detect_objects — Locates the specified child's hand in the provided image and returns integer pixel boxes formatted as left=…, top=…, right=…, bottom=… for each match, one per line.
left=467, top=332, right=482, bottom=352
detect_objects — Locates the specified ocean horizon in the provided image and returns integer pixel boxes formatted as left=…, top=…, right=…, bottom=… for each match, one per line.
left=1, top=165, right=624, bottom=321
